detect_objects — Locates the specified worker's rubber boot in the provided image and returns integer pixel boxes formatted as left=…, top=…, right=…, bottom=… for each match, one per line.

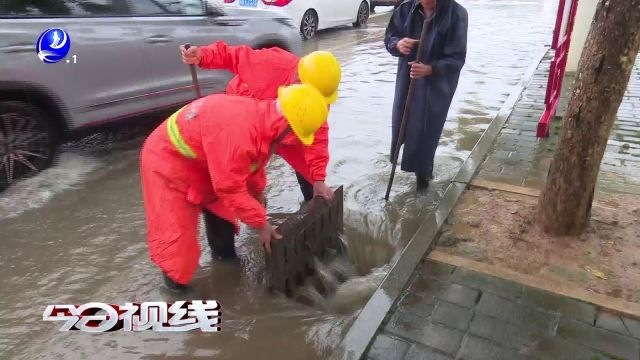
left=296, top=172, right=314, bottom=202
left=204, top=210, right=237, bottom=260
left=162, top=273, right=199, bottom=298
left=416, top=173, right=430, bottom=190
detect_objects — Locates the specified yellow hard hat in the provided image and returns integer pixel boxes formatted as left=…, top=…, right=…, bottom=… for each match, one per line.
left=277, top=84, right=329, bottom=146
left=298, top=51, right=341, bottom=104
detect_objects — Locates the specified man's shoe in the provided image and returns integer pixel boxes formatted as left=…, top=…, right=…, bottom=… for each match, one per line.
left=416, top=173, right=430, bottom=189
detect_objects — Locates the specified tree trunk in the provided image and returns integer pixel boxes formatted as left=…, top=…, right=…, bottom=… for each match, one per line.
left=538, top=0, right=640, bottom=235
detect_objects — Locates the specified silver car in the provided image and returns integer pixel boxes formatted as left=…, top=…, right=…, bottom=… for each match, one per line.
left=0, top=0, right=302, bottom=190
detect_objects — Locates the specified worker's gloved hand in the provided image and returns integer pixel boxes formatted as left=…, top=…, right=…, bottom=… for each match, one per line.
left=180, top=44, right=202, bottom=65
left=313, top=181, right=334, bottom=201
left=258, top=222, right=282, bottom=255
left=397, top=38, right=419, bottom=56
left=408, top=61, right=433, bottom=79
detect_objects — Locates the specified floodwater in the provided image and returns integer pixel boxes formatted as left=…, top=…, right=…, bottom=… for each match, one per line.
left=0, top=2, right=558, bottom=359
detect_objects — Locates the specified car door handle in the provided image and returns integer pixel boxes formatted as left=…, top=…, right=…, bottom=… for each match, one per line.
left=0, top=44, right=36, bottom=53
left=212, top=19, right=245, bottom=27
left=144, top=35, right=173, bottom=44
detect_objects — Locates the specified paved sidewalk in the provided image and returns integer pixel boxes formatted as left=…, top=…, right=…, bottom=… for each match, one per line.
left=476, top=53, right=640, bottom=194
left=360, top=52, right=640, bottom=360
left=367, top=259, right=640, bottom=360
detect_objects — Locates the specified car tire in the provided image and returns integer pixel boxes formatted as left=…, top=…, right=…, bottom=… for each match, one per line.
left=0, top=101, right=57, bottom=191
left=300, top=10, right=318, bottom=40
left=353, top=1, right=370, bottom=28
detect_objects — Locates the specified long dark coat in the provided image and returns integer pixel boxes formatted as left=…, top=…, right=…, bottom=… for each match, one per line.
left=384, top=0, right=468, bottom=176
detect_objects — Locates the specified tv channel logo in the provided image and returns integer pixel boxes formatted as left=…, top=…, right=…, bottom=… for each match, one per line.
left=36, top=28, right=71, bottom=64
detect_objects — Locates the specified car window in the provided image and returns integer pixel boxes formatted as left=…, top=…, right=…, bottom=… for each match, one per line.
left=0, top=0, right=131, bottom=17
left=133, top=0, right=206, bottom=16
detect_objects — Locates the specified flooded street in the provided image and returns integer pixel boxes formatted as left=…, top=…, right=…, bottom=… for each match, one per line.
left=1, top=2, right=558, bottom=359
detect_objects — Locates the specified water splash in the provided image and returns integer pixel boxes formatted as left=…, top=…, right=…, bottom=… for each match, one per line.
left=293, top=243, right=388, bottom=316
left=0, top=153, right=99, bottom=219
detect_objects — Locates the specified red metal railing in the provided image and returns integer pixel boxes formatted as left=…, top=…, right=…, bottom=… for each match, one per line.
left=537, top=0, right=580, bottom=138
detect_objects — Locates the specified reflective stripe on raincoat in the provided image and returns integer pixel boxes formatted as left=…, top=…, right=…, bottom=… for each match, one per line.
left=173, top=95, right=278, bottom=227
left=167, top=106, right=197, bottom=159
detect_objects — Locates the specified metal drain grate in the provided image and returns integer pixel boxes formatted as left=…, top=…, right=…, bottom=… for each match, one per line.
left=265, top=186, right=344, bottom=297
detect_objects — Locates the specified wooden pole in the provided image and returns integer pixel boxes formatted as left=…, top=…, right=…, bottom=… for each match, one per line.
left=183, top=43, right=202, bottom=99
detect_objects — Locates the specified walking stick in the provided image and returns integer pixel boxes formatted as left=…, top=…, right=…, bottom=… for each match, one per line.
left=384, top=15, right=435, bottom=201
left=183, top=43, right=202, bottom=98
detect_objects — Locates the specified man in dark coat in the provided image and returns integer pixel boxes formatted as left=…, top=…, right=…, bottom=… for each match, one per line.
left=384, top=0, right=468, bottom=188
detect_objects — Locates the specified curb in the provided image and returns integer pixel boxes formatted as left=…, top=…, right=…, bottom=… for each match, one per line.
left=331, top=46, right=550, bottom=360
left=430, top=250, right=640, bottom=320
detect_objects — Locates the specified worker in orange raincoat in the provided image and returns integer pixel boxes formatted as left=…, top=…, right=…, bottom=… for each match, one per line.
left=181, top=42, right=341, bottom=259
left=141, top=84, right=330, bottom=294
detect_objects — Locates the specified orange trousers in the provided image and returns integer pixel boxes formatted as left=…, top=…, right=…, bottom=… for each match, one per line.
left=140, top=125, right=235, bottom=285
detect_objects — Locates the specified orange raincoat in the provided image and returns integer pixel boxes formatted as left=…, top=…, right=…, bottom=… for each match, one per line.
left=141, top=95, right=293, bottom=284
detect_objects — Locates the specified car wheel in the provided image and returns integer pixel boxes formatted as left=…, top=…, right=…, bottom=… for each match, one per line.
left=0, top=101, right=57, bottom=190
left=353, top=1, right=370, bottom=28
left=300, top=10, right=318, bottom=40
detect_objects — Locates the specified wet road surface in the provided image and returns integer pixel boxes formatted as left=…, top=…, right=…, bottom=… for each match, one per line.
left=0, top=2, right=558, bottom=359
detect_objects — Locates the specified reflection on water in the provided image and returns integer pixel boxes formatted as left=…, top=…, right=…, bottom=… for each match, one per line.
left=0, top=2, right=558, bottom=359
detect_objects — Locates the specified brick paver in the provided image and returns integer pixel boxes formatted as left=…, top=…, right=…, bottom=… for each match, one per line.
left=368, top=334, right=410, bottom=360
left=366, top=259, right=640, bottom=360
left=531, top=337, right=616, bottom=360
left=477, top=52, right=640, bottom=195
left=404, top=344, right=453, bottom=360
left=596, top=311, right=631, bottom=336
left=623, top=317, right=640, bottom=340
left=557, top=318, right=640, bottom=360
left=451, top=267, right=523, bottom=300
left=456, top=335, right=529, bottom=360
left=431, top=301, right=474, bottom=331
left=520, top=286, right=598, bottom=324
left=475, top=293, right=560, bottom=333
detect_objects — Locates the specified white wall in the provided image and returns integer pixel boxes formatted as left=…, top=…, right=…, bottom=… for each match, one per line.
left=566, top=0, right=598, bottom=72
